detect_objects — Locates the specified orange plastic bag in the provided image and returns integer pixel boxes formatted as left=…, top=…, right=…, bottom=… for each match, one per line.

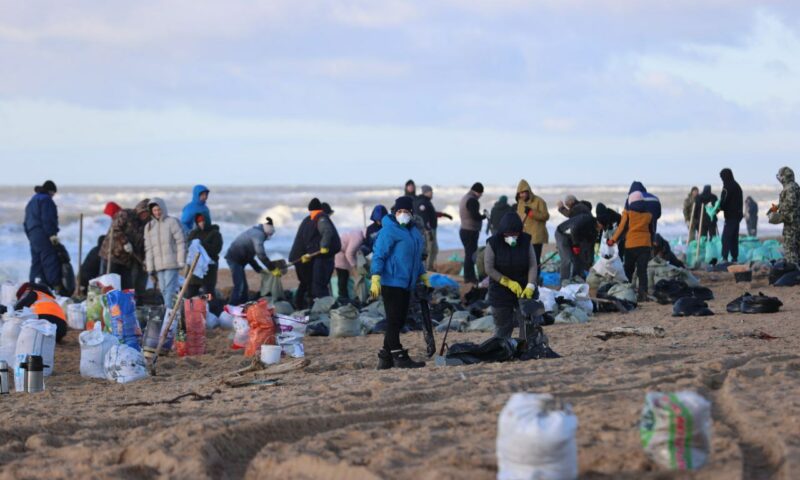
left=244, top=298, right=277, bottom=357
left=183, top=297, right=207, bottom=356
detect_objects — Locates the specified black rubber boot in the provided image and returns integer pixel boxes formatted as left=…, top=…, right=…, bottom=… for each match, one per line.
left=376, top=349, right=393, bottom=370
left=391, top=349, right=426, bottom=369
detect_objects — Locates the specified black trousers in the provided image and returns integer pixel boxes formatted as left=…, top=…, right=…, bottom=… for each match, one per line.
left=311, top=257, right=335, bottom=300
left=382, top=285, right=411, bottom=351
left=336, top=268, right=350, bottom=299
left=460, top=229, right=480, bottom=282
left=533, top=243, right=543, bottom=275
left=294, top=263, right=313, bottom=310
left=721, top=219, right=741, bottom=262
left=624, top=247, right=651, bottom=294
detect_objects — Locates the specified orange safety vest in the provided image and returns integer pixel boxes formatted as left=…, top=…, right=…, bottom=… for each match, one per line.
left=31, top=291, right=66, bottom=321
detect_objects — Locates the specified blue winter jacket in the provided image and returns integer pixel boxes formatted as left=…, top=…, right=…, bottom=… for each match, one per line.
left=24, top=192, right=59, bottom=238
left=371, top=214, right=426, bottom=291
left=180, top=185, right=211, bottom=232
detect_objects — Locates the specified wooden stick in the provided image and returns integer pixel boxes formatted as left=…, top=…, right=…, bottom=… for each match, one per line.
left=287, top=250, right=321, bottom=267
left=694, top=205, right=705, bottom=268
left=75, top=213, right=83, bottom=297
left=687, top=200, right=696, bottom=244
left=148, top=253, right=200, bottom=375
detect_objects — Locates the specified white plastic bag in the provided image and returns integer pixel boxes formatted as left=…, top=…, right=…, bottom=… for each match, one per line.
left=537, top=287, right=558, bottom=313
left=104, top=344, right=148, bottom=384
left=67, top=303, right=87, bottom=330
left=89, top=273, right=121, bottom=292
left=590, top=256, right=627, bottom=283
left=79, top=323, right=119, bottom=379
left=218, top=310, right=235, bottom=330
left=14, top=319, right=57, bottom=391
left=640, top=391, right=712, bottom=471
left=557, top=284, right=593, bottom=315
left=0, top=311, right=31, bottom=365
left=232, top=316, right=249, bottom=350
left=276, top=314, right=308, bottom=336
left=1, top=282, right=18, bottom=309
left=497, top=393, right=578, bottom=480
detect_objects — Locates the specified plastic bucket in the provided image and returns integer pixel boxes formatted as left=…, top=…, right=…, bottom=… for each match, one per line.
left=260, top=345, right=282, bottom=365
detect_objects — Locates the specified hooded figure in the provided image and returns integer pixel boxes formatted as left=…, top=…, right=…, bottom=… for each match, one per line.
left=768, top=167, right=800, bottom=264
left=187, top=213, right=223, bottom=298
left=718, top=168, right=744, bottom=262
left=625, top=181, right=661, bottom=233
left=79, top=235, right=106, bottom=294
left=609, top=192, right=654, bottom=300
left=361, top=205, right=388, bottom=256
left=459, top=182, right=486, bottom=283
left=515, top=180, right=550, bottom=270
left=555, top=211, right=598, bottom=283
left=180, top=185, right=211, bottom=232
left=485, top=212, right=538, bottom=338
left=694, top=185, right=718, bottom=238
left=23, top=181, right=61, bottom=291
left=144, top=197, right=186, bottom=308
left=489, top=195, right=514, bottom=235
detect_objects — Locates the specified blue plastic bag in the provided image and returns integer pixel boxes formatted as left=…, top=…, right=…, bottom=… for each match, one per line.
left=106, top=290, right=143, bottom=351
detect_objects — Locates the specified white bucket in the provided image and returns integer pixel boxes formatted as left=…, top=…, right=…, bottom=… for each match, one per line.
left=260, top=345, right=282, bottom=365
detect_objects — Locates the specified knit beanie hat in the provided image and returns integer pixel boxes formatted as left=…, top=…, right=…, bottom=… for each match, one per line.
left=471, top=182, right=484, bottom=194
left=393, top=196, right=414, bottom=212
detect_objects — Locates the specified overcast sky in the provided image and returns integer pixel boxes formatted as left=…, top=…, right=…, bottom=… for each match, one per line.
left=1, top=1, right=798, bottom=186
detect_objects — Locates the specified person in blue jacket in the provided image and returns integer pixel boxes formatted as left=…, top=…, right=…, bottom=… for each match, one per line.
left=180, top=185, right=211, bottom=232
left=23, top=180, right=63, bottom=292
left=370, top=196, right=430, bottom=370
left=360, top=204, right=388, bottom=256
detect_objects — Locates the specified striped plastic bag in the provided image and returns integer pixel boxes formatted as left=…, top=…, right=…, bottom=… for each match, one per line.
left=640, top=391, right=712, bottom=471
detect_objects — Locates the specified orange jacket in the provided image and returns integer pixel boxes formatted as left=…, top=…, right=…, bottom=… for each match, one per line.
left=611, top=209, right=653, bottom=249
left=32, top=291, right=66, bottom=321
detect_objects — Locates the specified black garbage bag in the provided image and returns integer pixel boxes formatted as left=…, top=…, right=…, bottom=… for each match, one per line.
left=306, top=322, right=329, bottom=337
left=445, top=337, right=520, bottom=365
left=769, top=260, right=798, bottom=285
left=542, top=313, right=556, bottom=326
left=673, top=296, right=714, bottom=317
left=741, top=292, right=783, bottom=314
left=55, top=243, right=76, bottom=296
left=727, top=294, right=745, bottom=313
left=686, top=286, right=714, bottom=302
left=653, top=279, right=689, bottom=305
left=464, top=286, right=488, bottom=305
left=774, top=270, right=800, bottom=287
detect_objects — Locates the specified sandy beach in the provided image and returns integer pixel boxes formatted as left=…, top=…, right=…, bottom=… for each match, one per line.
left=1, top=253, right=798, bottom=479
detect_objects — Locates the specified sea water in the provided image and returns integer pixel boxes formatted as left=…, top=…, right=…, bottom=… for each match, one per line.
left=0, top=184, right=783, bottom=282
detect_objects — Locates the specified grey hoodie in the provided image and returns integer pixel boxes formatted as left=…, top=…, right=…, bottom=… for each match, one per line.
left=144, top=197, right=187, bottom=273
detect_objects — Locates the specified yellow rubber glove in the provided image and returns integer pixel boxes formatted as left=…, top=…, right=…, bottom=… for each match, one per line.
left=370, top=275, right=382, bottom=300
left=270, top=268, right=282, bottom=278
left=419, top=273, right=431, bottom=287
left=499, top=276, right=523, bottom=297
left=301, top=254, right=313, bottom=264
left=521, top=283, right=536, bottom=299
left=320, top=247, right=329, bottom=255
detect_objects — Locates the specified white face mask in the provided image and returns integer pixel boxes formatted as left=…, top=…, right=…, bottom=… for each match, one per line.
left=505, top=236, right=518, bottom=247
left=397, top=213, right=412, bottom=225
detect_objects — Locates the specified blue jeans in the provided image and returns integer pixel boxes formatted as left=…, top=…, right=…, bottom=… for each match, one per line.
left=228, top=261, right=248, bottom=306
left=157, top=269, right=179, bottom=309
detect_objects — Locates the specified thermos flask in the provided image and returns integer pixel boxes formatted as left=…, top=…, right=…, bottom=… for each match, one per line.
left=20, top=355, right=47, bottom=393
left=0, top=360, right=10, bottom=394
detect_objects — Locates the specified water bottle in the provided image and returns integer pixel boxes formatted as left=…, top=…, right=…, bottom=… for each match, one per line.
left=20, top=355, right=47, bottom=393
left=0, top=360, right=10, bottom=394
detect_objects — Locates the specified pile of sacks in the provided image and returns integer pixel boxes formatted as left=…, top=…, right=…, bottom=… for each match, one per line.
left=537, top=283, right=594, bottom=324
